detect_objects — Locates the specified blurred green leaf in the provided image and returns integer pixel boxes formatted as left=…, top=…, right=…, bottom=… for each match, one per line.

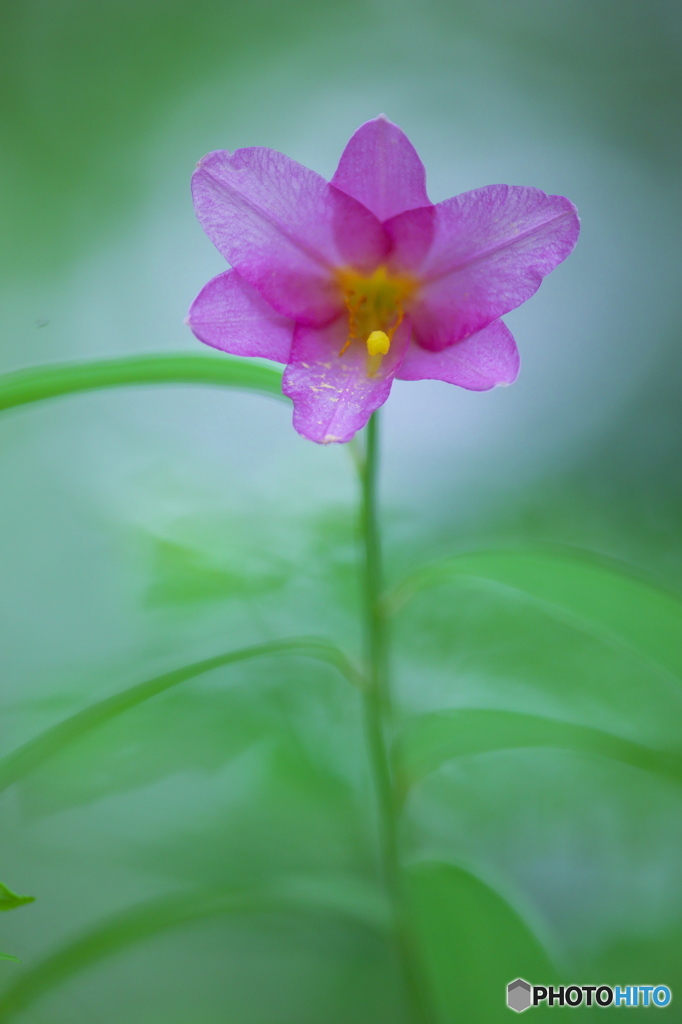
left=0, top=637, right=361, bottom=794
left=0, top=353, right=286, bottom=414
left=0, top=882, right=32, bottom=968
left=397, top=709, right=682, bottom=793
left=390, top=548, right=682, bottom=682
left=410, top=861, right=558, bottom=1023
left=0, top=879, right=388, bottom=1022
left=145, top=536, right=290, bottom=607
left=0, top=0, right=366, bottom=277
left=95, top=657, right=371, bottom=884
left=21, top=688, right=277, bottom=815
left=0, top=884, right=34, bottom=913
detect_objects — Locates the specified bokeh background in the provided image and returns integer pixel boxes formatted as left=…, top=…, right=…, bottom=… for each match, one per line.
left=1, top=0, right=682, bottom=1020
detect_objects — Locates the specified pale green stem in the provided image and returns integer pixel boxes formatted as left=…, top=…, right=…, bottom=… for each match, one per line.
left=358, top=412, right=437, bottom=1024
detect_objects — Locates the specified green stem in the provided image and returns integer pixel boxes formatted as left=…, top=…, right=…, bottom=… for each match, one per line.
left=359, top=412, right=437, bottom=1024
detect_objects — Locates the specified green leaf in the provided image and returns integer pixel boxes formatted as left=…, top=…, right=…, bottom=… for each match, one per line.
left=409, top=861, right=558, bottom=1023
left=397, top=709, right=682, bottom=792
left=0, top=353, right=286, bottom=414
left=144, top=536, right=290, bottom=607
left=20, top=669, right=361, bottom=819
left=0, top=880, right=388, bottom=1022
left=0, top=637, right=362, bottom=794
left=389, top=547, right=682, bottom=682
left=0, top=883, right=34, bottom=913
left=0, top=882, right=32, bottom=967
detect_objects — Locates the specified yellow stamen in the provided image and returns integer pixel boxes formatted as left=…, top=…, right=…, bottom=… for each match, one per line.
left=366, top=330, right=390, bottom=356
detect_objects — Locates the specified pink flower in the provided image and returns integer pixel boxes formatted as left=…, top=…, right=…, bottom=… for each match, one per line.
left=188, top=116, right=579, bottom=444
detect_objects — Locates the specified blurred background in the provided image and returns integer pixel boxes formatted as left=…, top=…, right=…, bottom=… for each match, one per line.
left=1, top=0, right=682, bottom=1020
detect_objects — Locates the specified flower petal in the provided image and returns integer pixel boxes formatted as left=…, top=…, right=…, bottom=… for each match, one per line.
left=187, top=269, right=294, bottom=363
left=192, top=148, right=388, bottom=326
left=331, top=115, right=431, bottom=222
left=385, top=205, right=436, bottom=271
left=389, top=185, right=579, bottom=350
left=397, top=319, right=519, bottom=390
left=282, top=319, right=411, bottom=443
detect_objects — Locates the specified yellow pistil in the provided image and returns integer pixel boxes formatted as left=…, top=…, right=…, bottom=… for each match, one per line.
left=336, top=265, right=417, bottom=375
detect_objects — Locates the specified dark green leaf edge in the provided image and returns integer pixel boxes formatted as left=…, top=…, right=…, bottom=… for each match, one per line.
left=0, top=883, right=34, bottom=967
left=0, top=885, right=34, bottom=915
left=387, top=547, right=682, bottom=684
left=0, top=637, right=363, bottom=794
left=396, top=708, right=682, bottom=795
left=0, top=879, right=389, bottom=1022
left=0, top=354, right=286, bottom=414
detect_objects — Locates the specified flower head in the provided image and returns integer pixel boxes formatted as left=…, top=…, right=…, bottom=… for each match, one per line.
left=188, top=116, right=579, bottom=443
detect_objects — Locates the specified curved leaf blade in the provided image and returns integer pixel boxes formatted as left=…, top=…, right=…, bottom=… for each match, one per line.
left=0, top=880, right=388, bottom=1022
left=409, top=861, right=557, bottom=1023
left=0, top=353, right=286, bottom=414
left=397, top=709, right=682, bottom=791
left=0, top=637, right=362, bottom=793
left=390, top=548, right=682, bottom=682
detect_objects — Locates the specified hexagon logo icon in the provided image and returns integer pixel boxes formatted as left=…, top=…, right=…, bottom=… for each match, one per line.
left=507, top=978, right=532, bottom=1012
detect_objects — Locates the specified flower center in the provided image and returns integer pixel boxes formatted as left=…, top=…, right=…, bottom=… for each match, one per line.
left=336, top=265, right=417, bottom=374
